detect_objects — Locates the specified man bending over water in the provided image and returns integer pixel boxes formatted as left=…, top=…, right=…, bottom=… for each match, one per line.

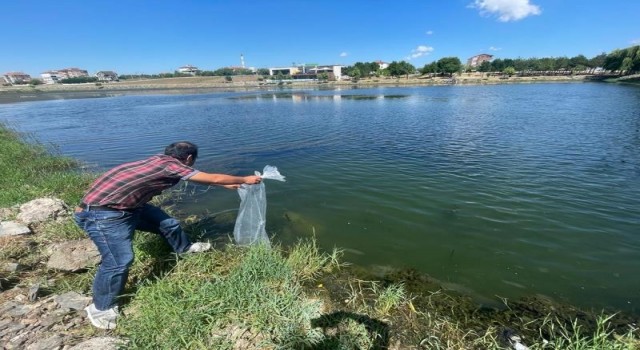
left=74, top=141, right=261, bottom=329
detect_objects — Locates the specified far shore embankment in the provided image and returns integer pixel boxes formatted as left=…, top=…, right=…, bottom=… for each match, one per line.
left=0, top=73, right=595, bottom=104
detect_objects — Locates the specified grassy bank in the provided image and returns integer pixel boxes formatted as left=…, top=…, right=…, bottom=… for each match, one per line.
left=0, top=122, right=92, bottom=207
left=1, top=124, right=639, bottom=349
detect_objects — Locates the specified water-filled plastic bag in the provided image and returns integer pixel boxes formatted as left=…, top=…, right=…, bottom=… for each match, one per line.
left=233, top=165, right=285, bottom=246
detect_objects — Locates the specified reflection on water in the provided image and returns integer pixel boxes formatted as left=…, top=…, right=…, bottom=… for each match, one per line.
left=1, top=83, right=639, bottom=315
left=229, top=92, right=408, bottom=101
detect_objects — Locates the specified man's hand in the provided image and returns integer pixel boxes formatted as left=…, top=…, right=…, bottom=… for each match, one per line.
left=222, top=184, right=240, bottom=190
left=244, top=175, right=261, bottom=184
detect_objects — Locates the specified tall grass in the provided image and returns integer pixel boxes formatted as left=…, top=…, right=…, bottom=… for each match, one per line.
left=119, top=241, right=341, bottom=349
left=0, top=122, right=92, bottom=207
left=529, top=313, right=639, bottom=350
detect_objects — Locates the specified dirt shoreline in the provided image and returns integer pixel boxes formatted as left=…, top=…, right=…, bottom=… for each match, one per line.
left=0, top=74, right=591, bottom=104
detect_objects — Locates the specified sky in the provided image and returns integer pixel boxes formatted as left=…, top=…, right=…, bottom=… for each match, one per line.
left=2, top=0, right=639, bottom=77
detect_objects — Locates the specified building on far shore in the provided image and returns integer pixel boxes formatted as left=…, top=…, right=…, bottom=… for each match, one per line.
left=375, top=61, right=389, bottom=69
left=41, top=71, right=61, bottom=84
left=177, top=65, right=199, bottom=75
left=96, top=71, right=119, bottom=82
left=40, top=68, right=89, bottom=84
left=268, top=64, right=343, bottom=81
left=2, top=72, right=32, bottom=85
left=467, top=54, right=493, bottom=68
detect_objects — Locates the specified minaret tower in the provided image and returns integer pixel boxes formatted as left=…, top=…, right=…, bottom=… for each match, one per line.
left=240, top=54, right=245, bottom=69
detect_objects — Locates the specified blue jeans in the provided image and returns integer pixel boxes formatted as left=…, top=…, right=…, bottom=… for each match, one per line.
left=74, top=204, right=193, bottom=310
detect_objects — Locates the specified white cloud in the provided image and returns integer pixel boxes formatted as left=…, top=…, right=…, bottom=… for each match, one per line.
left=406, top=45, right=434, bottom=60
left=339, top=52, right=348, bottom=57
left=471, top=0, right=541, bottom=22
left=631, top=39, right=640, bottom=45
left=426, top=30, right=434, bottom=35
left=489, top=46, right=502, bottom=51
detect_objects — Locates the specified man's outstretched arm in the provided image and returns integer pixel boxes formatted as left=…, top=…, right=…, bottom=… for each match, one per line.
left=187, top=172, right=261, bottom=186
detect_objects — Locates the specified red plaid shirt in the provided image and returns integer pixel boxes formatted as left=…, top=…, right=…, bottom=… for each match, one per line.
left=82, top=155, right=198, bottom=210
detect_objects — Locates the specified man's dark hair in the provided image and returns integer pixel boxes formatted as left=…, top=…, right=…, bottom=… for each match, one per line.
left=165, top=141, right=198, bottom=161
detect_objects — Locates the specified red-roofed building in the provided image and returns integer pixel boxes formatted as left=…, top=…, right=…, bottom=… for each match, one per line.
left=467, top=54, right=493, bottom=68
left=2, top=72, right=32, bottom=84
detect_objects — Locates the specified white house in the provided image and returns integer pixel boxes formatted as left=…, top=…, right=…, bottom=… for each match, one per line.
left=96, top=71, right=118, bottom=81
left=375, top=61, right=389, bottom=70
left=177, top=65, right=199, bottom=75
left=41, top=71, right=62, bottom=84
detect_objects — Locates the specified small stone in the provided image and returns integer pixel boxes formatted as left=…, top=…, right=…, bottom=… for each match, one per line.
left=3, top=262, right=27, bottom=272
left=47, top=239, right=100, bottom=271
left=0, top=322, right=26, bottom=337
left=54, top=292, right=91, bottom=311
left=17, top=197, right=67, bottom=225
left=0, top=221, right=31, bottom=236
left=28, top=283, right=40, bottom=301
left=68, top=337, right=121, bottom=350
left=1, top=301, right=32, bottom=317
left=0, top=318, right=14, bottom=330
left=40, top=313, right=65, bottom=327
left=26, top=334, right=63, bottom=350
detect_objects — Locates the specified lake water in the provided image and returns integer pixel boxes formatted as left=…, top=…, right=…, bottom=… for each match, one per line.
left=1, top=83, right=639, bottom=314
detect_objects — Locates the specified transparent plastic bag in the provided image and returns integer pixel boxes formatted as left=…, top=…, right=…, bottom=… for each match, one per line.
left=233, top=165, right=285, bottom=246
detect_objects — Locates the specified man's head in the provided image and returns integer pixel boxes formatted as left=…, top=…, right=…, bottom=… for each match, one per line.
left=165, top=141, right=198, bottom=166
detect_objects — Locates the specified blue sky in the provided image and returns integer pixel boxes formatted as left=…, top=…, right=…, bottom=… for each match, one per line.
left=2, top=0, right=639, bottom=77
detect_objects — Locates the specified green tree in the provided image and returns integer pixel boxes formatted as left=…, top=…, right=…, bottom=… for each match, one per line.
left=420, top=62, right=438, bottom=75
left=503, top=66, right=516, bottom=76
left=589, top=53, right=607, bottom=69
left=344, top=62, right=380, bottom=78
left=513, top=58, right=528, bottom=72
left=353, top=62, right=372, bottom=77
left=569, top=55, right=589, bottom=69
left=349, top=67, right=362, bottom=79
left=535, top=58, right=555, bottom=71
left=491, top=58, right=505, bottom=71
left=257, top=68, right=270, bottom=76
left=436, top=57, right=462, bottom=76
left=620, top=57, right=633, bottom=73
left=629, top=45, right=640, bottom=72
left=477, top=61, right=492, bottom=72
left=213, top=68, right=236, bottom=76
left=603, top=49, right=625, bottom=72
left=386, top=61, right=416, bottom=78
left=554, top=57, right=570, bottom=70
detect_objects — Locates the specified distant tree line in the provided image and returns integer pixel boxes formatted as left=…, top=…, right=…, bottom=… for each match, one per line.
left=343, top=57, right=463, bottom=79
left=341, top=45, right=640, bottom=80
left=477, top=46, right=639, bottom=75
left=601, top=45, right=640, bottom=74
left=476, top=55, right=604, bottom=73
